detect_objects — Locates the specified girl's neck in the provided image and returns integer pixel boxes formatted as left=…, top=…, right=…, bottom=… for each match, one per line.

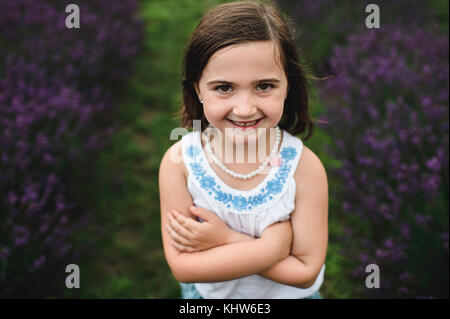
left=207, top=127, right=280, bottom=166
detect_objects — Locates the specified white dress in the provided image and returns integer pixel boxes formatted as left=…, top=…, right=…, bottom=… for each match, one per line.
left=180, top=129, right=325, bottom=299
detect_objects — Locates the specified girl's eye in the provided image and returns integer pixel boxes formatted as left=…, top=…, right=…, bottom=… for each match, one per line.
left=214, top=83, right=274, bottom=94
left=257, top=83, right=274, bottom=92
left=215, top=85, right=232, bottom=93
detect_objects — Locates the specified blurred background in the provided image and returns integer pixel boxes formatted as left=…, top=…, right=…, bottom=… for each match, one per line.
left=0, top=0, right=448, bottom=298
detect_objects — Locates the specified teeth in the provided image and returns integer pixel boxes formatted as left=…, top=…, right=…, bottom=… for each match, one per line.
left=231, top=119, right=259, bottom=127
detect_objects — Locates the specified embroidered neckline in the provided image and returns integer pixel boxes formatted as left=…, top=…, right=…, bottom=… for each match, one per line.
left=185, top=131, right=299, bottom=212
left=198, top=130, right=284, bottom=193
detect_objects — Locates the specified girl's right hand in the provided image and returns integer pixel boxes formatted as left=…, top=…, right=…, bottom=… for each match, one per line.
left=260, top=221, right=293, bottom=260
left=165, top=206, right=234, bottom=252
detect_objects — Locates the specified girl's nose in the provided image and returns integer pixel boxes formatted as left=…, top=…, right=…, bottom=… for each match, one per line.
left=232, top=94, right=257, bottom=118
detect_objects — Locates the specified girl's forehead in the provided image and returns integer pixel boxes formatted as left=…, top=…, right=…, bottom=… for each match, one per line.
left=202, top=41, right=286, bottom=82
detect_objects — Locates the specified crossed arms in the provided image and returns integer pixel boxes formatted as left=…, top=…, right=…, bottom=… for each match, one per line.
left=159, top=141, right=328, bottom=288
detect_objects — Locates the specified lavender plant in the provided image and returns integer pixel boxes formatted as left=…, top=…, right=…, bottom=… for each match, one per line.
left=0, top=0, right=142, bottom=296
left=319, top=25, right=449, bottom=298
left=276, top=0, right=442, bottom=76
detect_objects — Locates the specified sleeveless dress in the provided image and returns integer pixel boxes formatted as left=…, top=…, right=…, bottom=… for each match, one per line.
left=179, top=129, right=325, bottom=299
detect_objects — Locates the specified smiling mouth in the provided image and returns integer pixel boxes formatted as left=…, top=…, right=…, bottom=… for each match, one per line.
left=227, top=118, right=264, bottom=128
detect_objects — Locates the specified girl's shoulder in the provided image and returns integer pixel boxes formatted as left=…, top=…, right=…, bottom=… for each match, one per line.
left=294, top=143, right=328, bottom=191
left=159, top=139, right=188, bottom=181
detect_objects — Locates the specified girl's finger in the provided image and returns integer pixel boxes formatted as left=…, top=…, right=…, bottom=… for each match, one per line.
left=165, top=224, right=193, bottom=247
left=170, top=240, right=198, bottom=253
left=171, top=210, right=198, bottom=234
left=167, top=212, right=194, bottom=240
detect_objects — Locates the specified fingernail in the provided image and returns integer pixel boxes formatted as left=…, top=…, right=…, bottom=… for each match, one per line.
left=190, top=206, right=196, bottom=211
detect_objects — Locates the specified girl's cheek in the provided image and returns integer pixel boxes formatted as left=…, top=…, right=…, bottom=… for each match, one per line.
left=204, top=107, right=227, bottom=125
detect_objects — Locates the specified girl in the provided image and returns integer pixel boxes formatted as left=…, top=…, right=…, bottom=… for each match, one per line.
left=159, top=1, right=328, bottom=299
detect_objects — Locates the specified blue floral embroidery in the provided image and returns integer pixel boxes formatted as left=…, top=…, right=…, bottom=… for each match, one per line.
left=185, top=144, right=298, bottom=212
left=280, top=146, right=297, bottom=161
left=186, top=145, right=200, bottom=158
left=200, top=176, right=216, bottom=190
left=232, top=196, right=248, bottom=210
left=190, top=162, right=206, bottom=179
left=265, top=179, right=283, bottom=195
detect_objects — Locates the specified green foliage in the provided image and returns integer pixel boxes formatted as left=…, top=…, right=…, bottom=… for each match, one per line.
left=132, top=0, right=223, bottom=112
left=428, top=0, right=449, bottom=33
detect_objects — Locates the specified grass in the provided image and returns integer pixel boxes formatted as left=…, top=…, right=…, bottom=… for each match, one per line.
left=62, top=107, right=182, bottom=298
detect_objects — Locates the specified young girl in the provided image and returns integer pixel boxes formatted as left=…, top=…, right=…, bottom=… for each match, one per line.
left=159, top=1, right=328, bottom=299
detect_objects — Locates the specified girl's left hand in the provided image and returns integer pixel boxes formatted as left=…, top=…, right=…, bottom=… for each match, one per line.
left=165, top=206, right=232, bottom=252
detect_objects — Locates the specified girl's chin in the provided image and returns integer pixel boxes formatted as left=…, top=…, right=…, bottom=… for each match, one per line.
left=228, top=134, right=257, bottom=145
left=223, top=125, right=268, bottom=145
left=208, top=120, right=274, bottom=145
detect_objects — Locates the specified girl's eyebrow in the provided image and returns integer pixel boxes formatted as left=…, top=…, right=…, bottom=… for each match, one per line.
left=206, top=78, right=281, bottom=85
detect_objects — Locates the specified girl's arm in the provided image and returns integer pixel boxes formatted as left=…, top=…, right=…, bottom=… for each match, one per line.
left=261, top=146, right=329, bottom=288
left=255, top=146, right=328, bottom=288
left=159, top=141, right=292, bottom=283
left=226, top=227, right=318, bottom=289
left=170, top=221, right=291, bottom=283
left=166, top=197, right=322, bottom=288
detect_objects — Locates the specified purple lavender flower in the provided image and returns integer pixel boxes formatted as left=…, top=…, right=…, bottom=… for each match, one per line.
left=0, top=0, right=142, bottom=295
left=30, top=255, right=46, bottom=272
left=0, top=248, right=11, bottom=261
left=319, top=25, right=448, bottom=298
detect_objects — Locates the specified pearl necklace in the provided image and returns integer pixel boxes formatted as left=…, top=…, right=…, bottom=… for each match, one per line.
left=202, top=125, right=281, bottom=180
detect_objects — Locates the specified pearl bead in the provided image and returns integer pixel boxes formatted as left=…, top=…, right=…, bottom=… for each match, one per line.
left=203, top=126, right=281, bottom=180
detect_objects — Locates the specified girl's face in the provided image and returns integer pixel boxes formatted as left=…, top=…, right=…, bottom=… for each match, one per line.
left=195, top=41, right=288, bottom=145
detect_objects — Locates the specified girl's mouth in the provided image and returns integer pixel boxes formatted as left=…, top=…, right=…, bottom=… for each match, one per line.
left=227, top=117, right=264, bottom=130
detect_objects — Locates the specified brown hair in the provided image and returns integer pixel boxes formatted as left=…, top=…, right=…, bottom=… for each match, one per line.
left=179, top=0, right=315, bottom=140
